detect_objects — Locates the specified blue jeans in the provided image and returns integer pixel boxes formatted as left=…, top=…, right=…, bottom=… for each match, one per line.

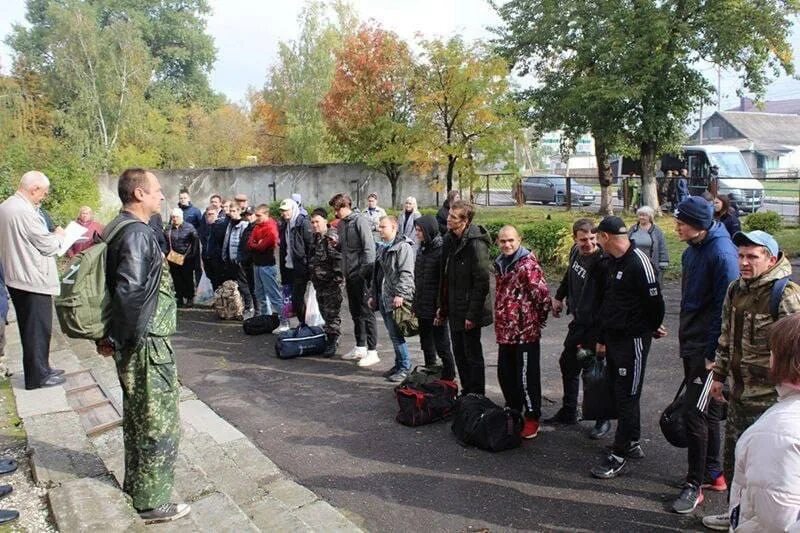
left=253, top=265, right=282, bottom=316
left=380, top=300, right=411, bottom=371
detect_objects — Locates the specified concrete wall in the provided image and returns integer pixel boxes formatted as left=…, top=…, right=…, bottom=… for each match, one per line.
left=98, top=163, right=442, bottom=219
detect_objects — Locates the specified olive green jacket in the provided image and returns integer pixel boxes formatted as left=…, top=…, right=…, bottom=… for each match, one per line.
left=714, top=254, right=800, bottom=400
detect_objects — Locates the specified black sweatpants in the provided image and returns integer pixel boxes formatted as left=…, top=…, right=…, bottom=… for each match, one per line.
left=203, top=256, right=225, bottom=290
left=451, top=327, right=485, bottom=395
left=683, top=355, right=723, bottom=486
left=558, top=321, right=592, bottom=415
left=606, top=335, right=651, bottom=455
left=168, top=262, right=195, bottom=303
left=345, top=275, right=377, bottom=350
left=8, top=287, right=53, bottom=389
left=418, top=318, right=455, bottom=379
left=498, top=342, right=542, bottom=419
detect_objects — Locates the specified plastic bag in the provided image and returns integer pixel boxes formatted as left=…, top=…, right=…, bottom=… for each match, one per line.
left=581, top=357, right=617, bottom=421
left=194, top=273, right=214, bottom=306
left=304, top=284, right=325, bottom=327
left=282, top=284, right=295, bottom=318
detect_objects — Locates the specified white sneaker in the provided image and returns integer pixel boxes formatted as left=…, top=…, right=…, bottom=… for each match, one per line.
left=243, top=308, right=255, bottom=320
left=701, top=513, right=729, bottom=531
left=342, top=346, right=367, bottom=360
left=357, top=350, right=380, bottom=367
left=272, top=322, right=290, bottom=334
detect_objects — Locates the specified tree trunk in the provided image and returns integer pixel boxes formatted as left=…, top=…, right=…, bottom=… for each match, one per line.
left=383, top=163, right=401, bottom=208
left=595, top=140, right=614, bottom=215
left=640, top=141, right=661, bottom=215
left=446, top=155, right=457, bottom=192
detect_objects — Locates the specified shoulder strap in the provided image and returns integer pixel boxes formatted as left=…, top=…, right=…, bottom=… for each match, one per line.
left=770, top=276, right=791, bottom=320
left=100, top=218, right=138, bottom=246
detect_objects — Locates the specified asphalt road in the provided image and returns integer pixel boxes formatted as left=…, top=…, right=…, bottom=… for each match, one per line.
left=172, top=276, right=748, bottom=532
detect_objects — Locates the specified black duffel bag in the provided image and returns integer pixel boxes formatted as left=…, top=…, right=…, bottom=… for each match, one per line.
left=451, top=394, right=523, bottom=452
left=660, top=379, right=689, bottom=448
left=243, top=314, right=279, bottom=336
left=395, top=379, right=458, bottom=427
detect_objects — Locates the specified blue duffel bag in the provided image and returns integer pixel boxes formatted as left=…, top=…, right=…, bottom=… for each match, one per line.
left=275, top=324, right=327, bottom=359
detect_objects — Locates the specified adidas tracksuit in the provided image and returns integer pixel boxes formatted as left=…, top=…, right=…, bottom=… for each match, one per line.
left=595, top=244, right=665, bottom=456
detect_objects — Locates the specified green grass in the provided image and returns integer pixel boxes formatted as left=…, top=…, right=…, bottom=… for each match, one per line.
left=0, top=378, right=25, bottom=448
left=761, top=179, right=799, bottom=198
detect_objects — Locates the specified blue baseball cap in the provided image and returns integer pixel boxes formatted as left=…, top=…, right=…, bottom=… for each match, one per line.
left=732, top=230, right=779, bottom=257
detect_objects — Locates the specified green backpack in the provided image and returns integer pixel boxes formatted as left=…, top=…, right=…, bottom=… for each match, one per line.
left=55, top=219, right=136, bottom=340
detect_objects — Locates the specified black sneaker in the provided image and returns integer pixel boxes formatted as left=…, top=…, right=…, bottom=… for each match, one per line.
left=672, top=483, right=704, bottom=514
left=589, top=419, right=612, bottom=439
left=604, top=441, right=645, bottom=459
left=386, top=370, right=409, bottom=383
left=138, top=503, right=191, bottom=524
left=381, top=367, right=398, bottom=378
left=591, top=453, right=627, bottom=479
left=544, top=408, right=579, bottom=425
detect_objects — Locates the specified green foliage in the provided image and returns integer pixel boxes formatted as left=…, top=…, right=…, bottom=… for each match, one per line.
left=743, top=211, right=782, bottom=234
left=477, top=218, right=570, bottom=266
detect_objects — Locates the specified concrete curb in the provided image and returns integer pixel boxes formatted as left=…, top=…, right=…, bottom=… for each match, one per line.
left=5, top=315, right=365, bottom=532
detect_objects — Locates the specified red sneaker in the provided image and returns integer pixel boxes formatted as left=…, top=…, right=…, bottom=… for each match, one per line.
left=521, top=418, right=540, bottom=439
left=701, top=474, right=728, bottom=492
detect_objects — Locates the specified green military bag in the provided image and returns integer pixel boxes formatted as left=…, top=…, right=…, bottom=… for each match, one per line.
left=393, top=301, right=419, bottom=337
left=55, top=219, right=136, bottom=340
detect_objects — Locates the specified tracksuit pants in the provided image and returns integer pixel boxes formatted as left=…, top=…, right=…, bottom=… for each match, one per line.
left=606, top=335, right=651, bottom=455
left=450, top=327, right=485, bottom=395
left=498, top=342, right=542, bottom=419
left=345, top=275, right=377, bottom=350
left=683, top=355, right=723, bottom=486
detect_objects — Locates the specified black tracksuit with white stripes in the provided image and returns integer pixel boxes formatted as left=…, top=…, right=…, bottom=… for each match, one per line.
left=595, top=244, right=665, bottom=455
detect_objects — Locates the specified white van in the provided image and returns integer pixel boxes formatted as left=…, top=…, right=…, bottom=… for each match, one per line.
left=680, top=145, right=764, bottom=212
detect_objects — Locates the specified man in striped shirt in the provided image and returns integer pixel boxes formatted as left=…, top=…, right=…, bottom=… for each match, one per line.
left=590, top=216, right=666, bottom=480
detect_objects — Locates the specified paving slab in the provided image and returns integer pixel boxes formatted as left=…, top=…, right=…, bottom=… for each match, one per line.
left=243, top=495, right=311, bottom=532
left=221, top=438, right=282, bottom=485
left=26, top=411, right=109, bottom=486
left=90, top=427, right=126, bottom=486
left=48, top=477, right=144, bottom=533
left=180, top=398, right=247, bottom=444
left=195, top=440, right=260, bottom=505
left=171, top=452, right=215, bottom=503
left=264, top=479, right=318, bottom=510
left=11, top=375, right=71, bottom=417
left=149, top=492, right=259, bottom=533
left=293, top=500, right=365, bottom=533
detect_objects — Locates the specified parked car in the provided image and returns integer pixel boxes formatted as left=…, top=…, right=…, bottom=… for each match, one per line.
left=521, top=175, right=596, bottom=206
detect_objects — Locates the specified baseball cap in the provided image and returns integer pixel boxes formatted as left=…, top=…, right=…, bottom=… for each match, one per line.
left=242, top=206, right=255, bottom=216
left=732, top=230, right=779, bottom=257
left=279, top=198, right=296, bottom=211
left=592, top=216, right=627, bottom=235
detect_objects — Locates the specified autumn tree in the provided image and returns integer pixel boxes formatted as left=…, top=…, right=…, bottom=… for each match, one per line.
left=321, top=24, right=415, bottom=207
left=494, top=0, right=798, bottom=214
left=263, top=0, right=357, bottom=163
left=248, top=89, right=288, bottom=164
left=414, top=37, right=519, bottom=193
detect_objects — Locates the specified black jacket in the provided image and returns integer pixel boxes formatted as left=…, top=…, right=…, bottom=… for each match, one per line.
left=166, top=222, right=199, bottom=259
left=149, top=213, right=168, bottom=255
left=555, top=245, right=604, bottom=325
left=279, top=214, right=314, bottom=279
left=594, top=244, right=665, bottom=341
left=105, top=212, right=163, bottom=354
left=238, top=223, right=255, bottom=266
left=440, top=223, right=493, bottom=331
left=413, top=215, right=443, bottom=320
left=436, top=201, right=449, bottom=235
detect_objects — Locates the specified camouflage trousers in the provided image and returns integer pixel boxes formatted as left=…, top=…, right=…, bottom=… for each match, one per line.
left=312, top=280, right=342, bottom=338
left=115, top=337, right=180, bottom=511
left=723, top=393, right=777, bottom=483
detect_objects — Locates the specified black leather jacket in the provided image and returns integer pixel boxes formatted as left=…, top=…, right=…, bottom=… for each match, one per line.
left=105, top=211, right=164, bottom=354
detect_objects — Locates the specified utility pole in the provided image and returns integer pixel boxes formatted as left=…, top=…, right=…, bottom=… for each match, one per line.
left=717, top=66, right=722, bottom=110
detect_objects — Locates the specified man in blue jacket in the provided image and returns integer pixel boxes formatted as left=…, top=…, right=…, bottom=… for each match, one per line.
left=671, top=196, right=739, bottom=514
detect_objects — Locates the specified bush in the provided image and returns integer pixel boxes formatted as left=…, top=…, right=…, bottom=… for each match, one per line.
left=743, top=211, right=782, bottom=234
left=480, top=219, right=571, bottom=266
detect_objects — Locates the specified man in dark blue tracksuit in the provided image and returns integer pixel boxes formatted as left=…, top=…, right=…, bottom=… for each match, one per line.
left=671, top=196, right=739, bottom=513
left=590, top=216, right=665, bottom=479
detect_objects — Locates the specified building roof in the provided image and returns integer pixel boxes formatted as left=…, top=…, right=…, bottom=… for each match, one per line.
left=727, top=97, right=800, bottom=115
left=697, top=111, right=800, bottom=152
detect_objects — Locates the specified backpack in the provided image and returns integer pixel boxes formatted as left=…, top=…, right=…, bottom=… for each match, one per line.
left=726, top=275, right=790, bottom=320
left=214, top=280, right=244, bottom=320
left=395, top=379, right=458, bottom=427
left=451, top=394, right=523, bottom=452
left=55, top=219, right=137, bottom=340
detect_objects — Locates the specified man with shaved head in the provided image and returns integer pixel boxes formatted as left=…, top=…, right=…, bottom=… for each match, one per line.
left=0, top=171, right=66, bottom=389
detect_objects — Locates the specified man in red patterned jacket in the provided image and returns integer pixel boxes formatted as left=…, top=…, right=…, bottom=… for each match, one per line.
left=494, top=225, right=551, bottom=439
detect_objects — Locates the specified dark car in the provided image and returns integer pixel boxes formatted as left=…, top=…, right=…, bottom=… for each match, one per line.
left=521, top=175, right=596, bottom=206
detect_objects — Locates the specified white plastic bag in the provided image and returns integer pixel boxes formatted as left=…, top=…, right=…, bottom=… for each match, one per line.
left=194, top=273, right=214, bottom=306
left=304, top=284, right=325, bottom=327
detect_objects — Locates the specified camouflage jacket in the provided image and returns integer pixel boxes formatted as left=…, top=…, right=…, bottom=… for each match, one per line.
left=714, top=254, right=800, bottom=400
left=309, top=228, right=343, bottom=285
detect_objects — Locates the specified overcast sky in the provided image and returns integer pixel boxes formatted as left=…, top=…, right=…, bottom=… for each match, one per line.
left=1, top=0, right=798, bottom=112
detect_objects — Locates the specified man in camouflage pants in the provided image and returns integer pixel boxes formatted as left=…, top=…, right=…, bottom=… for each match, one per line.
left=97, top=169, right=189, bottom=524
left=703, top=230, right=800, bottom=530
left=309, top=208, right=343, bottom=357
